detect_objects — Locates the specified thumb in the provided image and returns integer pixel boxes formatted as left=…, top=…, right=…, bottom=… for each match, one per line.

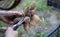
left=13, top=31, right=18, bottom=37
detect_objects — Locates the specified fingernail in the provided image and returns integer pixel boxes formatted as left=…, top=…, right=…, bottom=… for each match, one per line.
left=10, top=22, right=14, bottom=25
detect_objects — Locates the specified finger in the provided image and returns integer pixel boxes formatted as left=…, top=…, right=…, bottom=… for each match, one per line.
left=16, top=12, right=23, bottom=17
left=9, top=12, right=23, bottom=17
left=5, top=27, right=13, bottom=34
left=1, top=17, right=14, bottom=24
left=13, top=31, right=18, bottom=37
left=4, top=11, right=23, bottom=17
left=7, top=27, right=13, bottom=31
left=14, top=31, right=18, bottom=34
left=7, top=27, right=18, bottom=32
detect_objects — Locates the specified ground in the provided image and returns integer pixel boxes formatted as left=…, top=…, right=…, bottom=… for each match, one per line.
left=0, top=0, right=60, bottom=37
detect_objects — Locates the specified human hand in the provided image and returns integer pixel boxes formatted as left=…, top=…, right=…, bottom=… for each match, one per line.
left=0, top=11, right=23, bottom=24
left=5, top=27, right=18, bottom=37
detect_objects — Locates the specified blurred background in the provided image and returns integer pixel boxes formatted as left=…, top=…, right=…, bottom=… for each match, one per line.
left=0, top=0, right=60, bottom=37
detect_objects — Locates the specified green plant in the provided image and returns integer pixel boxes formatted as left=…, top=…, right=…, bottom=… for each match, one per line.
left=34, top=32, right=46, bottom=37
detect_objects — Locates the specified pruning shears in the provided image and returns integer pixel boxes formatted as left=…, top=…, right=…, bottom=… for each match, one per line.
left=12, top=3, right=35, bottom=31
left=12, top=17, right=30, bottom=30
